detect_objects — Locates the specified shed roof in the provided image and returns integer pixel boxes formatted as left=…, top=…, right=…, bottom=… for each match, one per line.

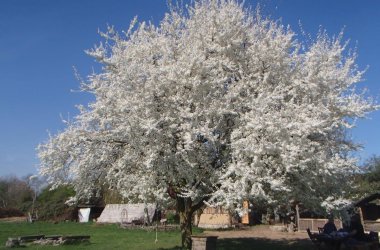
left=354, top=193, right=380, bottom=207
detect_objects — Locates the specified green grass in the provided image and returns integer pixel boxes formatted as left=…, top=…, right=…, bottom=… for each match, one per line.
left=0, top=221, right=184, bottom=250
left=0, top=221, right=313, bottom=250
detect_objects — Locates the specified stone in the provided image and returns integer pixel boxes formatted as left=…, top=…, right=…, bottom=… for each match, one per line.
left=5, top=238, right=19, bottom=248
left=191, top=236, right=218, bottom=250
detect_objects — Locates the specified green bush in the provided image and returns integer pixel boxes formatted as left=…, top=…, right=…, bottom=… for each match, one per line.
left=0, top=207, right=24, bottom=218
left=166, top=211, right=179, bottom=224
left=36, top=185, right=75, bottom=220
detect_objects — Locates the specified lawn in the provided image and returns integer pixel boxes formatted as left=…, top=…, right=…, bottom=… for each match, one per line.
left=0, top=221, right=312, bottom=249
left=0, top=221, right=183, bottom=250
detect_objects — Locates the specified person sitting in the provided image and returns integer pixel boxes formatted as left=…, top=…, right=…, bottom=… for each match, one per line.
left=322, top=216, right=337, bottom=235
left=347, top=214, right=366, bottom=241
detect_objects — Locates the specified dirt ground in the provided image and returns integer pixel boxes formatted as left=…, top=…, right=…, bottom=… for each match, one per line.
left=0, top=216, right=27, bottom=222
left=203, top=225, right=309, bottom=240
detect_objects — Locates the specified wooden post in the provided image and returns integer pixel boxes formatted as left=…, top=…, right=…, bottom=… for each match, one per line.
left=295, top=204, right=300, bottom=231
left=242, top=200, right=249, bottom=225
left=358, top=207, right=365, bottom=229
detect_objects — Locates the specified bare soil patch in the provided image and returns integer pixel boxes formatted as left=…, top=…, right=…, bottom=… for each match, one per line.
left=0, top=216, right=27, bottom=222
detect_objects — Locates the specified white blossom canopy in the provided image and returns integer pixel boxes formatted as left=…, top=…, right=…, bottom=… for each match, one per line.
left=38, top=0, right=377, bottom=212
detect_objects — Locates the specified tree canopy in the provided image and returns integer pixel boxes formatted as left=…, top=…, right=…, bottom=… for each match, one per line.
left=38, top=0, right=377, bottom=247
left=352, top=155, right=380, bottom=199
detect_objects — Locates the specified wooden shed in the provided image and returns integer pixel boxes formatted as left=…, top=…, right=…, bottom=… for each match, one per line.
left=355, top=193, right=380, bottom=232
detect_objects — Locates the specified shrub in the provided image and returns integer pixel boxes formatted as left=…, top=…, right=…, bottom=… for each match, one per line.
left=0, top=207, right=24, bottom=218
left=166, top=211, right=179, bottom=224
left=36, top=185, right=75, bottom=220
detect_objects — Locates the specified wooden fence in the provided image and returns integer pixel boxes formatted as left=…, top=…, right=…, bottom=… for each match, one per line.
left=298, top=218, right=342, bottom=232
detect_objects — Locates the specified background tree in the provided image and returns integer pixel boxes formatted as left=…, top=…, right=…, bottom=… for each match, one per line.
left=351, top=155, right=380, bottom=199
left=24, top=175, right=47, bottom=217
left=0, top=179, right=8, bottom=208
left=38, top=0, right=377, bottom=248
left=0, top=176, right=34, bottom=217
left=363, top=155, right=380, bottom=189
left=0, top=176, right=32, bottom=209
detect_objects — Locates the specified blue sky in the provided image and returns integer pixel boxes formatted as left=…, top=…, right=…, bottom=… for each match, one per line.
left=0, top=0, right=379, bottom=177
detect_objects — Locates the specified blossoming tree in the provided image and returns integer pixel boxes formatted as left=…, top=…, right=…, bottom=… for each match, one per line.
left=38, top=0, right=377, bottom=248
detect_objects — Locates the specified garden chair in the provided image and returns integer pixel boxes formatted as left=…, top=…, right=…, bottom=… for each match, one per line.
left=307, top=228, right=322, bottom=249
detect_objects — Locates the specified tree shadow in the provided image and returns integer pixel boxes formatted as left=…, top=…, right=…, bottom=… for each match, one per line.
left=157, top=246, right=182, bottom=250
left=159, top=238, right=313, bottom=250
left=217, top=237, right=313, bottom=250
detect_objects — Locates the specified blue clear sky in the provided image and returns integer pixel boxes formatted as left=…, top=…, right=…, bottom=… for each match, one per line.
left=0, top=0, right=379, bottom=177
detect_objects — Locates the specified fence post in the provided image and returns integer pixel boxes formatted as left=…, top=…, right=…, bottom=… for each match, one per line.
left=295, top=204, right=300, bottom=231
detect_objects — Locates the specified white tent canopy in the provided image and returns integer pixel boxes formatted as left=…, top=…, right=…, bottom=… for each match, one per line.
left=97, top=204, right=156, bottom=224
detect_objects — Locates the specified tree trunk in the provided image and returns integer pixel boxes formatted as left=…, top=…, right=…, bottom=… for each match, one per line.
left=173, top=192, right=208, bottom=249
left=177, top=197, right=193, bottom=249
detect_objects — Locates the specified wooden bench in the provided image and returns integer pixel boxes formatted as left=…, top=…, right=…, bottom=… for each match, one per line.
left=61, top=235, right=90, bottom=240
left=61, top=235, right=91, bottom=244
left=18, top=234, right=45, bottom=242
left=5, top=235, right=91, bottom=247
left=44, top=235, right=61, bottom=240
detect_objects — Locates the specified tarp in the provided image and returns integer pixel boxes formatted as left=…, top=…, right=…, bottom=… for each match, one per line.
left=97, top=204, right=155, bottom=224
left=78, top=208, right=91, bottom=223
left=196, top=206, right=233, bottom=229
left=197, top=213, right=232, bottom=229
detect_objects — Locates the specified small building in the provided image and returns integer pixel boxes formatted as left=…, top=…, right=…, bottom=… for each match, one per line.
left=354, top=193, right=380, bottom=232
left=196, top=206, right=235, bottom=229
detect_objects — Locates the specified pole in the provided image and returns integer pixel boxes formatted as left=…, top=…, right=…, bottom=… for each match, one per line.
left=295, top=204, right=300, bottom=231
